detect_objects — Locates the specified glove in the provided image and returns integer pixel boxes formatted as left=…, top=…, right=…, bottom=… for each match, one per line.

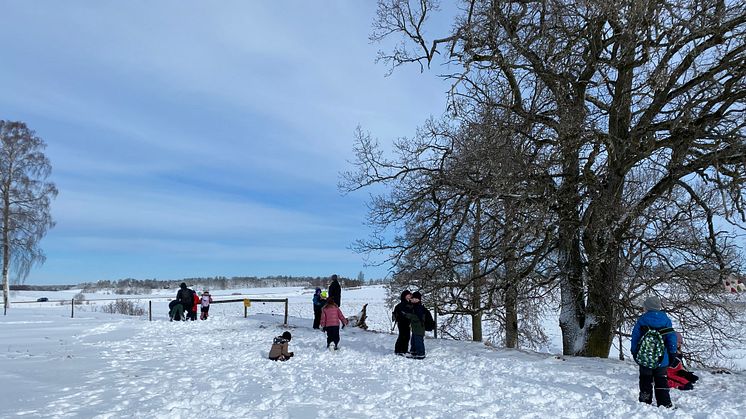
left=669, top=354, right=680, bottom=368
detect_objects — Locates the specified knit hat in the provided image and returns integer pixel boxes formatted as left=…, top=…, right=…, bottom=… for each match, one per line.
left=281, top=331, right=292, bottom=341
left=180, top=282, right=187, bottom=289
left=643, top=296, right=662, bottom=312
left=411, top=291, right=422, bottom=300
left=315, top=287, right=321, bottom=294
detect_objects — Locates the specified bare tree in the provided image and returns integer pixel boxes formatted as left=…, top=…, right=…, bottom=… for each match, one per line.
left=343, top=108, right=555, bottom=348
left=0, top=121, right=57, bottom=313
left=371, top=0, right=746, bottom=357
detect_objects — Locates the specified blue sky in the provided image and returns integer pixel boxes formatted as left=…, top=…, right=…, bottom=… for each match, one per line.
left=0, top=1, right=450, bottom=284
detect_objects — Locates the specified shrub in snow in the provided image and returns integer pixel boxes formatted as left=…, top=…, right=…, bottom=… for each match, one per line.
left=101, top=299, right=145, bottom=316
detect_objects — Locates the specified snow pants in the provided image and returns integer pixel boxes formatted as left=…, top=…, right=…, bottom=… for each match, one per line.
left=313, top=306, right=322, bottom=329
left=639, top=366, right=671, bottom=407
left=395, top=323, right=411, bottom=354
left=410, top=333, right=425, bottom=357
left=325, top=326, right=340, bottom=348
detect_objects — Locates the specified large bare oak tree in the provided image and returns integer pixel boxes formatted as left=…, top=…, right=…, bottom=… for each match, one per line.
left=369, top=0, right=746, bottom=357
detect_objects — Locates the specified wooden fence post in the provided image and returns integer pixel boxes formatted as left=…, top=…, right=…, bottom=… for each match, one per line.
left=149, top=300, right=152, bottom=321
left=284, top=298, right=288, bottom=325
left=71, top=298, right=74, bottom=318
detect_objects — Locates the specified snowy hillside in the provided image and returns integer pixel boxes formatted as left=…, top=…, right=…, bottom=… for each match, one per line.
left=2, top=286, right=745, bottom=418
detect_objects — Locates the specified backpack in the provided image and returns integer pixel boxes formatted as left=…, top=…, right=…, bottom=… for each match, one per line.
left=635, top=326, right=674, bottom=368
left=424, top=309, right=435, bottom=332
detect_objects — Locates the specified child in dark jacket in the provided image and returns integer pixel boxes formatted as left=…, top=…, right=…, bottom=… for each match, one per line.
left=630, top=296, right=678, bottom=408
left=405, top=291, right=427, bottom=359
left=312, top=288, right=325, bottom=329
left=393, top=290, right=413, bottom=355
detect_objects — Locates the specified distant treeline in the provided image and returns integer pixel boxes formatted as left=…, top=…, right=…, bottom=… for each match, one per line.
left=77, top=275, right=389, bottom=294
left=10, top=284, right=77, bottom=291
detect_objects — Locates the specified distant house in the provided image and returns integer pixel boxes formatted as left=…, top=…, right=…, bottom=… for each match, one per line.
left=723, top=274, right=746, bottom=293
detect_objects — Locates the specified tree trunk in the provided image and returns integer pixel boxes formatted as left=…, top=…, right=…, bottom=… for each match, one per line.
left=471, top=312, right=483, bottom=342
left=2, top=183, right=10, bottom=313
left=580, top=29, right=635, bottom=358
left=504, top=278, right=518, bottom=348
left=504, top=199, right=518, bottom=348
left=470, top=198, right=483, bottom=342
left=557, top=123, right=586, bottom=355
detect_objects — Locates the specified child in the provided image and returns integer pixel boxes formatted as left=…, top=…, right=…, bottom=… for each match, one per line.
left=312, top=288, right=324, bottom=329
left=405, top=291, right=429, bottom=359
left=269, top=331, right=294, bottom=361
left=200, top=290, right=213, bottom=320
left=320, top=298, right=348, bottom=350
left=630, top=296, right=677, bottom=408
left=667, top=332, right=699, bottom=390
left=190, top=290, right=200, bottom=321
left=393, top=290, right=413, bottom=355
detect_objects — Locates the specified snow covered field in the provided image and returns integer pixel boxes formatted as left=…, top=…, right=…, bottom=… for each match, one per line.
left=2, top=286, right=745, bottom=418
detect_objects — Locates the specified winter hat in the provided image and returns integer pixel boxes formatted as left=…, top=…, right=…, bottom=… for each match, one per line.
left=180, top=282, right=187, bottom=289
left=411, top=291, right=422, bottom=300
left=331, top=274, right=339, bottom=281
left=400, top=290, right=411, bottom=301
left=281, top=331, right=292, bottom=341
left=315, top=287, right=321, bottom=294
left=643, top=296, right=662, bottom=312
left=321, top=291, right=328, bottom=298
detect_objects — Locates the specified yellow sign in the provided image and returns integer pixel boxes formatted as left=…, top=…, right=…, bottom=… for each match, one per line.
left=243, top=299, right=251, bottom=308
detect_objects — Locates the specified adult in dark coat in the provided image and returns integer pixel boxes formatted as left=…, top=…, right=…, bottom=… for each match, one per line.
left=328, top=274, right=341, bottom=307
left=393, top=290, right=413, bottom=355
left=176, top=282, right=194, bottom=315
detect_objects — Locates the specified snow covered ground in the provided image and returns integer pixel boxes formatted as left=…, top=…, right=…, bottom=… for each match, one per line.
left=2, top=286, right=745, bottom=418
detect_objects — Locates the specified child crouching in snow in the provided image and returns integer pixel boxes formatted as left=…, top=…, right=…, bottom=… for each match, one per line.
left=269, top=331, right=294, bottom=361
left=320, top=299, right=348, bottom=350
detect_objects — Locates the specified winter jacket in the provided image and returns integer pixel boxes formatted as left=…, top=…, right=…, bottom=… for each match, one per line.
left=406, top=303, right=427, bottom=336
left=393, top=294, right=413, bottom=328
left=192, top=292, right=200, bottom=313
left=176, top=287, right=193, bottom=307
left=630, top=310, right=678, bottom=367
left=329, top=279, right=341, bottom=307
left=320, top=303, right=348, bottom=328
left=268, top=336, right=293, bottom=360
left=313, top=292, right=324, bottom=308
left=201, top=294, right=213, bottom=308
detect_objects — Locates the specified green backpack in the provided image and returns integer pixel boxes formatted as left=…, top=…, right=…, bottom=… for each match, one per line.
left=635, top=326, right=674, bottom=368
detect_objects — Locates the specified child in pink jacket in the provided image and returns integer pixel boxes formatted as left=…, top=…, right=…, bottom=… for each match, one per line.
left=320, top=299, right=348, bottom=350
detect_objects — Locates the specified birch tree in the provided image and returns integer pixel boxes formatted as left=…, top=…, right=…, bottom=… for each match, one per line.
left=0, top=121, right=57, bottom=313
